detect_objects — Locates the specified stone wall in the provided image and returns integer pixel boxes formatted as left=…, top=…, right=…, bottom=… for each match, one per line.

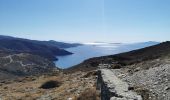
left=97, top=68, right=142, bottom=100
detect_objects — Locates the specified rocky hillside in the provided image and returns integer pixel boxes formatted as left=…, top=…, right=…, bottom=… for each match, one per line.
left=0, top=35, right=81, bottom=60
left=0, top=49, right=58, bottom=80
left=0, top=35, right=79, bottom=80
left=113, top=57, right=170, bottom=100
left=0, top=35, right=82, bottom=83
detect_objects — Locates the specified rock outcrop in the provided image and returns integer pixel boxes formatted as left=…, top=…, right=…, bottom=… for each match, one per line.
left=112, top=58, right=170, bottom=100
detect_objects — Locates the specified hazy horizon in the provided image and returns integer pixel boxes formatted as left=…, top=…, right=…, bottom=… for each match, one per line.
left=0, top=0, right=170, bottom=43
left=0, top=34, right=163, bottom=44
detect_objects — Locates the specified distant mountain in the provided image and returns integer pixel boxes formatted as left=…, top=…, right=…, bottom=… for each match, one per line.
left=0, top=35, right=81, bottom=60
left=0, top=35, right=15, bottom=39
left=42, top=40, right=81, bottom=48
left=113, top=41, right=159, bottom=53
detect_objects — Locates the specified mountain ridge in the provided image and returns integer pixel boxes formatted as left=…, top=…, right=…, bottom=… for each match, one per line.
left=0, top=35, right=81, bottom=80
left=0, top=35, right=81, bottom=60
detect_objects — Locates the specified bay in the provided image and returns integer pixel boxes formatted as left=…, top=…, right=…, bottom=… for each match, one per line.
left=55, top=42, right=159, bottom=69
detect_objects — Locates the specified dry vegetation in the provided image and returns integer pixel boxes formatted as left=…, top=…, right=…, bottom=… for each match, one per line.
left=76, top=88, right=100, bottom=100
left=0, top=70, right=98, bottom=100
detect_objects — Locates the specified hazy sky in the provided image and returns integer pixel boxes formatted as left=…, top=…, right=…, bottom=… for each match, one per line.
left=0, top=0, right=170, bottom=43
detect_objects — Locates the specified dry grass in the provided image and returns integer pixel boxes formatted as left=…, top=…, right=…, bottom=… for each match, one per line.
left=76, top=88, right=100, bottom=100
left=0, top=71, right=97, bottom=100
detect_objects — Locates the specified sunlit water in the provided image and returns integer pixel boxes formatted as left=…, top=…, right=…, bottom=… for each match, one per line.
left=55, top=42, right=159, bottom=69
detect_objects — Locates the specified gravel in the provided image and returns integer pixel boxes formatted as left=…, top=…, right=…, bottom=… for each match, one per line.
left=112, top=60, right=170, bottom=100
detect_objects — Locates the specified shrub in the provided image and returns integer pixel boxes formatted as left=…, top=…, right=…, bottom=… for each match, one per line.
left=40, top=80, right=61, bottom=89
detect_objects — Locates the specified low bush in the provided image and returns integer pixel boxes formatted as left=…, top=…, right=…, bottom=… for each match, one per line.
left=40, top=80, right=61, bottom=89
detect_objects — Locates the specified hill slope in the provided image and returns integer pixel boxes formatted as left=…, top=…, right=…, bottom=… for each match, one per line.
left=0, top=35, right=80, bottom=60
left=0, top=35, right=81, bottom=80
left=68, top=41, right=170, bottom=71
left=0, top=50, right=57, bottom=80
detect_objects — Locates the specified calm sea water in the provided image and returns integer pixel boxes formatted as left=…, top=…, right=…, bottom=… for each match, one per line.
left=55, top=42, right=159, bottom=69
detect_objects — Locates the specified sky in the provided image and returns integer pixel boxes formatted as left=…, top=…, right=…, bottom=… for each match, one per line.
left=0, top=0, right=170, bottom=43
